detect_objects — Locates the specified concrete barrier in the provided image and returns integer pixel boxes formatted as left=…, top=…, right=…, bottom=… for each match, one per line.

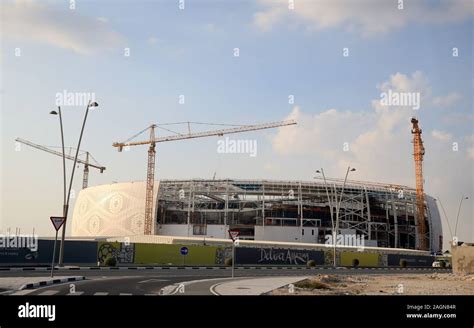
left=452, top=243, right=474, bottom=274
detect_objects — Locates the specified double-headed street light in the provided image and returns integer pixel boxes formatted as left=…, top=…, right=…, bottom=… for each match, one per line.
left=49, top=108, right=67, bottom=220
left=454, top=196, right=469, bottom=237
left=49, top=107, right=66, bottom=275
left=315, top=169, right=335, bottom=267
left=437, top=195, right=469, bottom=247
left=50, top=101, right=99, bottom=266
left=315, top=166, right=356, bottom=267
left=334, top=166, right=356, bottom=267
left=315, top=169, right=334, bottom=238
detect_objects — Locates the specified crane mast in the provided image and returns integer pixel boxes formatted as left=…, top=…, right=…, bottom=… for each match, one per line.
left=15, top=137, right=105, bottom=189
left=411, top=117, right=428, bottom=250
left=83, top=152, right=90, bottom=189
left=145, top=125, right=156, bottom=235
left=113, top=119, right=297, bottom=235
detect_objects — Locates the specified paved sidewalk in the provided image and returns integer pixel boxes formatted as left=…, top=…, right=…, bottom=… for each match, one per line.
left=0, top=276, right=85, bottom=292
left=212, top=276, right=308, bottom=295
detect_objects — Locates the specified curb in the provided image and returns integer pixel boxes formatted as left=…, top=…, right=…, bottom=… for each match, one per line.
left=19, top=276, right=86, bottom=290
left=161, top=277, right=239, bottom=296
left=211, top=276, right=311, bottom=296
left=0, top=266, right=451, bottom=271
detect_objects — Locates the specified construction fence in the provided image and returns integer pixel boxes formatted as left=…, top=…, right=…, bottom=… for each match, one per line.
left=0, top=239, right=435, bottom=267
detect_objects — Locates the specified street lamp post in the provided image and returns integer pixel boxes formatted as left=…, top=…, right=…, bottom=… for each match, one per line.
left=334, top=166, right=356, bottom=267
left=315, top=167, right=355, bottom=267
left=49, top=107, right=67, bottom=275
left=315, top=169, right=335, bottom=267
left=53, top=101, right=99, bottom=266
left=436, top=197, right=454, bottom=241
left=454, top=196, right=469, bottom=237
left=49, top=107, right=67, bottom=210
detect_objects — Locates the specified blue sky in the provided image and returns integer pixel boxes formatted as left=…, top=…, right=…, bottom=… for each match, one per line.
left=1, top=0, right=473, bottom=248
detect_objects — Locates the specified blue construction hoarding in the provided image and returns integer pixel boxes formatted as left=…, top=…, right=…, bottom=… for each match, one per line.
left=236, top=247, right=324, bottom=265
left=0, top=240, right=97, bottom=265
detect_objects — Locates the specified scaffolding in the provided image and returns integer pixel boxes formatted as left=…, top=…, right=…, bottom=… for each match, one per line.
left=155, top=179, right=427, bottom=249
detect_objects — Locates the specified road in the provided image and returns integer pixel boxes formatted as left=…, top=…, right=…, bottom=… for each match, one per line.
left=1, top=266, right=449, bottom=296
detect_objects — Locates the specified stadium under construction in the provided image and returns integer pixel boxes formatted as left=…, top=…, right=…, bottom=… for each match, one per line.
left=8, top=117, right=443, bottom=266
left=71, top=178, right=443, bottom=253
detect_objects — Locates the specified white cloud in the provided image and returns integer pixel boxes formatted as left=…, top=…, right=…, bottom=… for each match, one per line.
left=431, top=130, right=452, bottom=142
left=254, top=6, right=287, bottom=32
left=147, top=36, right=160, bottom=45
left=373, top=72, right=464, bottom=111
left=272, top=106, right=370, bottom=160
left=271, top=70, right=473, bottom=247
left=433, top=92, right=462, bottom=108
left=254, top=0, right=474, bottom=36
left=377, top=71, right=431, bottom=95
left=373, top=70, right=431, bottom=113
left=3, top=1, right=125, bottom=55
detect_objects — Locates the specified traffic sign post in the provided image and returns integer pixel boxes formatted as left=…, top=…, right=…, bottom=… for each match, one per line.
left=50, top=216, right=65, bottom=278
left=228, top=230, right=240, bottom=278
left=180, top=246, right=189, bottom=266
left=229, top=230, right=239, bottom=242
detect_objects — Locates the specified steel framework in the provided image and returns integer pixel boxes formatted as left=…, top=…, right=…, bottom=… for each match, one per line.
left=155, top=178, right=426, bottom=249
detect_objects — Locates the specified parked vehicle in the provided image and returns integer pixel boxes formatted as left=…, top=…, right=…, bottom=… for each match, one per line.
left=432, top=260, right=451, bottom=268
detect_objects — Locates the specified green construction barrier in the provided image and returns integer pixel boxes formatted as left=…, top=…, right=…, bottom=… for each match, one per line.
left=134, top=243, right=219, bottom=265
left=340, top=251, right=379, bottom=267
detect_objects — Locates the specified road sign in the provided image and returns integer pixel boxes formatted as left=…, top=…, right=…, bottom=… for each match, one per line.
left=228, top=230, right=240, bottom=279
left=180, top=246, right=189, bottom=256
left=50, top=216, right=65, bottom=279
left=50, top=216, right=65, bottom=231
left=228, top=230, right=239, bottom=242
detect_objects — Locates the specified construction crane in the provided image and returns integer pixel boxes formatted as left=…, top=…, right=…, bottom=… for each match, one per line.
left=15, top=137, right=106, bottom=189
left=113, top=119, right=297, bottom=235
left=410, top=117, right=428, bottom=250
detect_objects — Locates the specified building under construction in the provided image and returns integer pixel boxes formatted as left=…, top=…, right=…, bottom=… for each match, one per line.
left=70, top=117, right=440, bottom=252
left=71, top=178, right=443, bottom=252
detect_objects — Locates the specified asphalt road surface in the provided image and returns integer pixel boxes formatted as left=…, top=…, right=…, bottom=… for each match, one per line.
left=19, top=275, right=211, bottom=295
left=0, top=266, right=448, bottom=278
left=2, top=267, right=449, bottom=296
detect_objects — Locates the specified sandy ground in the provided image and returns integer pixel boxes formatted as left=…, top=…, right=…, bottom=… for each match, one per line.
left=271, top=273, right=474, bottom=295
